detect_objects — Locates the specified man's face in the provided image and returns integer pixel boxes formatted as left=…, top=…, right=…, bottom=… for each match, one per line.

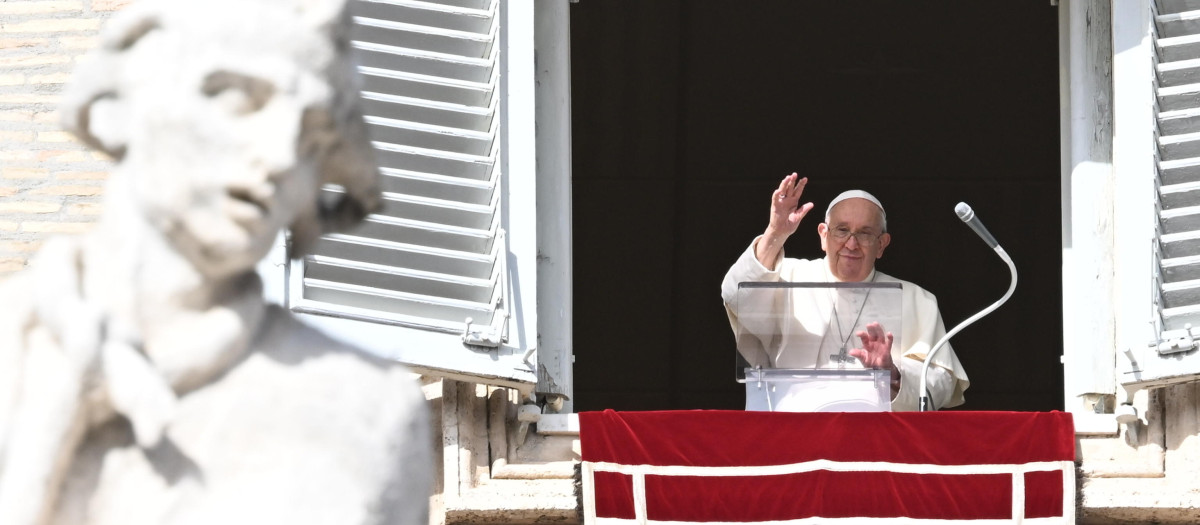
left=818, top=198, right=891, bottom=282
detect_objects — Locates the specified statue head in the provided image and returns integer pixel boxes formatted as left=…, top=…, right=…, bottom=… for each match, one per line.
left=60, top=0, right=381, bottom=279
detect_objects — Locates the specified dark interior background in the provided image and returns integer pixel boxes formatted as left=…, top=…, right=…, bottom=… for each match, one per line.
left=569, top=1, right=1062, bottom=412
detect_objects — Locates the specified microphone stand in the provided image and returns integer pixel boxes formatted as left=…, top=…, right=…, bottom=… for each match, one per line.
left=918, top=210, right=1019, bottom=412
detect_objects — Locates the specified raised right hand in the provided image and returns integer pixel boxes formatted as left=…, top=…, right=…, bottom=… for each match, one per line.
left=754, top=173, right=813, bottom=268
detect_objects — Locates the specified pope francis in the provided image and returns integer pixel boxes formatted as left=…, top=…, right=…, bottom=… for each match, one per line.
left=721, top=173, right=970, bottom=411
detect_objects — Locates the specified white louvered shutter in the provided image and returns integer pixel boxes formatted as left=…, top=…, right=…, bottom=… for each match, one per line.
left=1130, top=0, right=1200, bottom=387
left=285, top=0, right=538, bottom=387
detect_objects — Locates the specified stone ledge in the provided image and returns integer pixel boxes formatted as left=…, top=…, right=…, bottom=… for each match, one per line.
left=1080, top=477, right=1200, bottom=524
left=445, top=478, right=579, bottom=525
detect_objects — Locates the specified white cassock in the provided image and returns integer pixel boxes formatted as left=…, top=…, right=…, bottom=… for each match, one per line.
left=721, top=236, right=970, bottom=411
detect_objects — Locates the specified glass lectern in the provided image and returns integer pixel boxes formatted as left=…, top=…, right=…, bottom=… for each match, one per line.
left=733, top=281, right=902, bottom=412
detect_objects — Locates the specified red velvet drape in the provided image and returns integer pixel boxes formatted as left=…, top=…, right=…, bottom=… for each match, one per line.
left=580, top=410, right=1075, bottom=522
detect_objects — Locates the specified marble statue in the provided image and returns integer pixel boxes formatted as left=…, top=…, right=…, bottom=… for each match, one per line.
left=0, top=0, right=432, bottom=523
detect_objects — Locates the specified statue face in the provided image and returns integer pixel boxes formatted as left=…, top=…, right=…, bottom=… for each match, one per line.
left=70, top=0, right=378, bottom=278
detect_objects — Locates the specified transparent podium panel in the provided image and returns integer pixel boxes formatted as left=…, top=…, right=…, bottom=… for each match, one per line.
left=733, top=281, right=902, bottom=412
left=744, top=368, right=891, bottom=412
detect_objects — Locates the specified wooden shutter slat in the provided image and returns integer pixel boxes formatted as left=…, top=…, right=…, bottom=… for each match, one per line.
left=294, top=0, right=508, bottom=349
left=353, top=0, right=494, bottom=34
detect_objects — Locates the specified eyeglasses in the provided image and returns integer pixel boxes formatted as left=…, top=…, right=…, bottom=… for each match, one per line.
left=829, top=226, right=883, bottom=247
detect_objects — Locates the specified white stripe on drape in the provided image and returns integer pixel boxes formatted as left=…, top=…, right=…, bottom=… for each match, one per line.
left=580, top=459, right=1076, bottom=525
left=584, top=459, right=1070, bottom=477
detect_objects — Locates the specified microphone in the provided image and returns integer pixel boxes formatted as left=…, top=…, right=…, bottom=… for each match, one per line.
left=919, top=203, right=1018, bottom=411
left=955, top=202, right=999, bottom=249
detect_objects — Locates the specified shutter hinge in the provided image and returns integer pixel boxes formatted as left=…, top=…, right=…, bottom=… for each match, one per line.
left=1152, top=326, right=1200, bottom=355
left=461, top=307, right=510, bottom=347
left=462, top=228, right=510, bottom=347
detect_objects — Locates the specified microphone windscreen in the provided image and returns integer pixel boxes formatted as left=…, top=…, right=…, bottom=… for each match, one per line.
left=955, top=202, right=974, bottom=222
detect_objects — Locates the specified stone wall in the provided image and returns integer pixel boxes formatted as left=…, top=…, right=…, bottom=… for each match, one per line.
left=1078, top=382, right=1200, bottom=524
left=0, top=0, right=128, bottom=279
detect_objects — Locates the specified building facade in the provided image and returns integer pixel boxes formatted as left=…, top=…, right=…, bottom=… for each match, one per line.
left=2, top=0, right=1199, bottom=522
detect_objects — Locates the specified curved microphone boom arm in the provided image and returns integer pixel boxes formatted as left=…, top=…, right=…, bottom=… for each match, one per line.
left=918, top=203, right=1018, bottom=412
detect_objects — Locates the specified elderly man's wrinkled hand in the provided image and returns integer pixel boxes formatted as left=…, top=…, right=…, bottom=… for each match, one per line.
left=848, top=321, right=895, bottom=372
left=767, top=172, right=814, bottom=238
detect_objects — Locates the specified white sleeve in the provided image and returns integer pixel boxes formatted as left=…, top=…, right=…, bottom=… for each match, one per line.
left=897, top=287, right=969, bottom=409
left=721, top=237, right=786, bottom=368
left=891, top=357, right=956, bottom=412
left=720, top=236, right=784, bottom=305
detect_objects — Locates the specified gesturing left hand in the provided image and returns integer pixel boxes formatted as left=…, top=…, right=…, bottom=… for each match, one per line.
left=848, top=322, right=900, bottom=397
left=847, top=322, right=893, bottom=370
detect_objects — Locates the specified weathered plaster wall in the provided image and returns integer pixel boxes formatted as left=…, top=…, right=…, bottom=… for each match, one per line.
left=0, top=0, right=129, bottom=279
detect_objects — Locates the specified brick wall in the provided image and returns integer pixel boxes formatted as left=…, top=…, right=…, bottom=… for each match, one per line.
left=0, top=0, right=130, bottom=279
